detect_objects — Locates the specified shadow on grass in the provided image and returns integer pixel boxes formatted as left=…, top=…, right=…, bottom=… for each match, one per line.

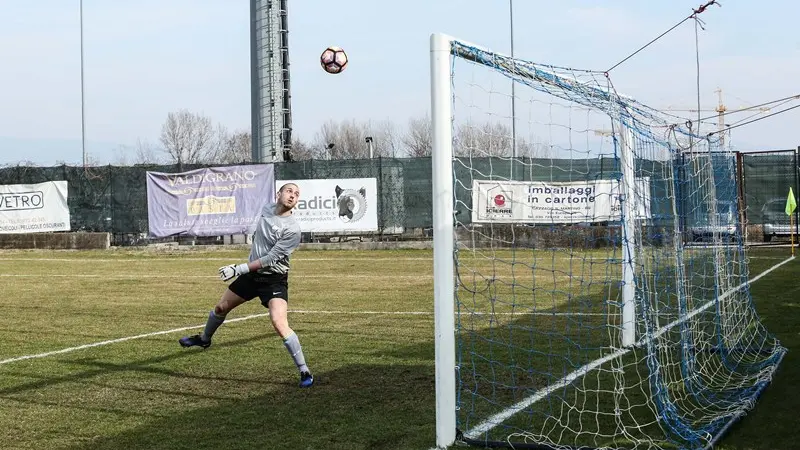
left=407, top=250, right=791, bottom=450
left=62, top=362, right=436, bottom=450
left=0, top=335, right=272, bottom=397
left=715, top=255, right=799, bottom=450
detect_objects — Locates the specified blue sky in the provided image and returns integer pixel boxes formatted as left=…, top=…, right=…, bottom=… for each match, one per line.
left=1, top=0, right=799, bottom=165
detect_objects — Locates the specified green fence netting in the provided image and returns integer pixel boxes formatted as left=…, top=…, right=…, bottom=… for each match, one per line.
left=0, top=151, right=796, bottom=245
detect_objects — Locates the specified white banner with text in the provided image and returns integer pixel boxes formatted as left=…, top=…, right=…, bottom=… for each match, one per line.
left=0, top=181, right=71, bottom=233
left=472, top=179, right=651, bottom=224
left=276, top=178, right=378, bottom=232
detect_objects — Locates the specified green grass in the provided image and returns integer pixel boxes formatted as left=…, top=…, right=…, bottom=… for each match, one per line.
left=0, top=247, right=795, bottom=449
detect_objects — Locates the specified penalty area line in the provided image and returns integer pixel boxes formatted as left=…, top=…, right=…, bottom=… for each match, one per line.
left=0, top=257, right=434, bottom=262
left=0, top=313, right=269, bottom=366
left=463, top=255, right=795, bottom=440
left=0, top=309, right=605, bottom=366
left=0, top=274, right=431, bottom=280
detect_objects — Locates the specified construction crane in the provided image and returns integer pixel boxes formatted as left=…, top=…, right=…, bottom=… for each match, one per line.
left=663, top=89, right=771, bottom=147
left=594, top=89, right=775, bottom=149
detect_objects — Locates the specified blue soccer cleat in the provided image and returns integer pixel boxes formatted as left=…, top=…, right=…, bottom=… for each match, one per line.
left=299, top=371, right=314, bottom=388
left=179, top=334, right=211, bottom=349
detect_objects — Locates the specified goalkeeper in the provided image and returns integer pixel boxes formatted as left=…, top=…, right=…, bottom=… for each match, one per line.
left=179, top=182, right=313, bottom=388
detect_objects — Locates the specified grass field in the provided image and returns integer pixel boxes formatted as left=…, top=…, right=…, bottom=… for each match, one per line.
left=0, top=247, right=796, bottom=450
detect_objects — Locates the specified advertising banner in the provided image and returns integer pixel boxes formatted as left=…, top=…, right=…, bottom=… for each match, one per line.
left=0, top=181, right=71, bottom=234
left=472, top=178, right=651, bottom=224
left=146, top=164, right=275, bottom=237
left=276, top=178, right=378, bottom=232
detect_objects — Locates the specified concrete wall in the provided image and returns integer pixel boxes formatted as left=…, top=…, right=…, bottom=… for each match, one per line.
left=0, top=233, right=111, bottom=250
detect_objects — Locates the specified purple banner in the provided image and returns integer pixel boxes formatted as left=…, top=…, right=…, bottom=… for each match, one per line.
left=146, top=164, right=275, bottom=237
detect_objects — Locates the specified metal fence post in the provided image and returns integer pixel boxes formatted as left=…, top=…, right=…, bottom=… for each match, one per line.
left=378, top=156, right=384, bottom=240
left=735, top=151, right=746, bottom=242
left=109, top=164, right=114, bottom=237
left=795, top=146, right=799, bottom=242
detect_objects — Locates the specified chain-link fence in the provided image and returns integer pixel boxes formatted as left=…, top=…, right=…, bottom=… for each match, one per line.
left=0, top=151, right=797, bottom=246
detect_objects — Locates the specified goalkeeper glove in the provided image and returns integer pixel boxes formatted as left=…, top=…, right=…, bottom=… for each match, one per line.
left=219, top=263, right=249, bottom=281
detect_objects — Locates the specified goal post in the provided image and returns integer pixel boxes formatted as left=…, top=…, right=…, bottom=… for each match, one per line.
left=429, top=32, right=786, bottom=450
left=618, top=124, right=638, bottom=348
left=430, top=32, right=456, bottom=449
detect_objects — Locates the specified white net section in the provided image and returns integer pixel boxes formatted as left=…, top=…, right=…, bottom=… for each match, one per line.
left=445, top=39, right=786, bottom=450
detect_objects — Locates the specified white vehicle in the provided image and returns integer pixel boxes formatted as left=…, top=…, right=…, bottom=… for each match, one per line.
left=761, top=197, right=799, bottom=242
left=689, top=200, right=737, bottom=242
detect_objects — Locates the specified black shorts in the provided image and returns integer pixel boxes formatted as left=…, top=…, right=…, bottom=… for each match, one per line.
left=228, top=271, right=289, bottom=307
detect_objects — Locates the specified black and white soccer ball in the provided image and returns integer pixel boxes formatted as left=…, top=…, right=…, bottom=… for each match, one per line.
left=320, top=46, right=348, bottom=74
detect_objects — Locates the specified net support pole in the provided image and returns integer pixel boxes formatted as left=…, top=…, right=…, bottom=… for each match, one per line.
left=430, top=32, right=457, bottom=448
left=619, top=124, right=638, bottom=348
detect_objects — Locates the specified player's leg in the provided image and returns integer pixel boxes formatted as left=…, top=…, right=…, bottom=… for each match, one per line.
left=179, top=275, right=254, bottom=349
left=267, top=296, right=314, bottom=388
left=205, top=288, right=248, bottom=339
left=266, top=296, right=292, bottom=338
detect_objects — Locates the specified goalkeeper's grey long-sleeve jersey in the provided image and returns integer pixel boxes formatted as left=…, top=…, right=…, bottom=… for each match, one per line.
left=249, top=202, right=302, bottom=274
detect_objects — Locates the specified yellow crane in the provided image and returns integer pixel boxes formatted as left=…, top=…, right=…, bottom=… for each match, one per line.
left=662, top=89, right=771, bottom=147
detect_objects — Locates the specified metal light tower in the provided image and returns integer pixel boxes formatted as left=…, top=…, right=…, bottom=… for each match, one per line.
left=80, top=0, right=87, bottom=167
left=250, top=0, right=293, bottom=163
left=510, top=0, right=517, bottom=159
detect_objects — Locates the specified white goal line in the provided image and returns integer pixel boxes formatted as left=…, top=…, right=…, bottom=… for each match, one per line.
left=463, top=255, right=794, bottom=440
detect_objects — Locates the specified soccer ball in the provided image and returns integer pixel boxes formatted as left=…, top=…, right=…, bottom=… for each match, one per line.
left=320, top=46, right=348, bottom=74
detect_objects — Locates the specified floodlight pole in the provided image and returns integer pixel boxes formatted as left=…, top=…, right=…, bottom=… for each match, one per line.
left=510, top=0, right=517, bottom=160
left=80, top=0, right=87, bottom=167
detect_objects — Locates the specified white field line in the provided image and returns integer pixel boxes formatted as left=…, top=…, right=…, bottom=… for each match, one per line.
left=463, top=255, right=795, bottom=440
left=0, top=273, right=577, bottom=280
left=0, top=254, right=781, bottom=263
left=0, top=255, right=620, bottom=263
left=0, top=257, right=434, bottom=262
left=0, top=313, right=267, bottom=365
left=0, top=274, right=430, bottom=279
left=289, top=310, right=603, bottom=317
left=0, top=309, right=603, bottom=366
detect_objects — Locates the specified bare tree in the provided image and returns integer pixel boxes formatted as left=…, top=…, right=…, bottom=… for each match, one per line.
left=111, top=145, right=131, bottom=166
left=289, top=137, right=317, bottom=161
left=224, top=130, right=252, bottom=163
left=312, top=119, right=406, bottom=159
left=110, top=138, right=161, bottom=165
left=159, top=109, right=215, bottom=165
left=369, top=120, right=402, bottom=157
left=454, top=122, right=513, bottom=157
left=205, top=123, right=228, bottom=163
left=403, top=114, right=432, bottom=157
left=212, top=125, right=252, bottom=164
left=516, top=136, right=552, bottom=159
left=54, top=153, right=104, bottom=167
left=314, top=119, right=371, bottom=159
left=133, top=139, right=162, bottom=164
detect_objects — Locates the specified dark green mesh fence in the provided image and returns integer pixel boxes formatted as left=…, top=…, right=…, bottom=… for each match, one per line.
left=0, top=151, right=796, bottom=245
left=740, top=149, right=799, bottom=242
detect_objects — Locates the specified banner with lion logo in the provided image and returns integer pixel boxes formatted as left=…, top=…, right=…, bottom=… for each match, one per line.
left=275, top=178, right=378, bottom=232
